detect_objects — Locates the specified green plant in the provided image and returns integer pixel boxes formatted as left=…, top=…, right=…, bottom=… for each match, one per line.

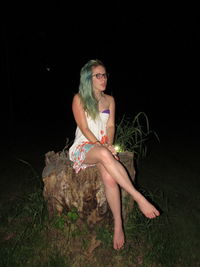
left=52, top=214, right=66, bottom=230
left=96, top=225, right=113, bottom=247
left=114, top=112, right=159, bottom=158
left=67, top=207, right=79, bottom=224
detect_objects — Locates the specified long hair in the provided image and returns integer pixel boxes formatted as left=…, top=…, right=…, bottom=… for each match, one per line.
left=79, top=59, right=105, bottom=120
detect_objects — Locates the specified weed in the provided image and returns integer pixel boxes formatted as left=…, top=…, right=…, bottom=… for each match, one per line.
left=115, top=112, right=159, bottom=159
left=52, top=214, right=66, bottom=230
left=66, top=206, right=79, bottom=224
left=96, top=224, right=113, bottom=248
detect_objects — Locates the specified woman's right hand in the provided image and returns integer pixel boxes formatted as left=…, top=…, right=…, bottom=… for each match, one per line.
left=104, top=144, right=119, bottom=160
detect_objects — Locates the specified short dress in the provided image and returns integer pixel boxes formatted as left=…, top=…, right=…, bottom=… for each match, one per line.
left=69, top=109, right=110, bottom=173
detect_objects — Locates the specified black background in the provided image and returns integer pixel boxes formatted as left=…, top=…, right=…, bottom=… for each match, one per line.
left=1, top=2, right=200, bottom=144
left=1, top=4, right=199, bottom=264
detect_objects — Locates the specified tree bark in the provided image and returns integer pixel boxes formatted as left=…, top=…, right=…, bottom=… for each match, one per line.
left=42, top=150, right=135, bottom=226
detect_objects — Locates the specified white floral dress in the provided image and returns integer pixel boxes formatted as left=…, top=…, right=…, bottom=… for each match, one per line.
left=69, top=109, right=110, bottom=173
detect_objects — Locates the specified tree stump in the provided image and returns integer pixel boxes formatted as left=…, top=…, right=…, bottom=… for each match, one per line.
left=42, top=150, right=135, bottom=226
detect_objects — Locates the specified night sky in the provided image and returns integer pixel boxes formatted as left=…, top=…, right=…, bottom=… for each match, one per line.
left=1, top=3, right=200, bottom=144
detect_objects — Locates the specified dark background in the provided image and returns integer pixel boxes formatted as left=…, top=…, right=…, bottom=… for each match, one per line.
left=1, top=4, right=199, bottom=264
left=1, top=2, right=200, bottom=148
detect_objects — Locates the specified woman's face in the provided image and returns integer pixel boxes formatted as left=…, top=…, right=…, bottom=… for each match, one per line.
left=91, top=65, right=108, bottom=93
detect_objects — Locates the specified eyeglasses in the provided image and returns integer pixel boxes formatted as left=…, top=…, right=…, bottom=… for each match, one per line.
left=92, top=73, right=109, bottom=79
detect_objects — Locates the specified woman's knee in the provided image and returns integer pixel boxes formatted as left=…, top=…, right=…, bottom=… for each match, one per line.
left=97, top=146, right=113, bottom=164
left=97, top=163, right=117, bottom=188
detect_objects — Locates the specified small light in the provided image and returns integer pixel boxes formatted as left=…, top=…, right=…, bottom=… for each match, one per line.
left=114, top=145, right=121, bottom=152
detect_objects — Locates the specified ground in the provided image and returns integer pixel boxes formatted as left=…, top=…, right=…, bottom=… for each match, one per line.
left=138, top=120, right=200, bottom=266
left=0, top=118, right=200, bottom=266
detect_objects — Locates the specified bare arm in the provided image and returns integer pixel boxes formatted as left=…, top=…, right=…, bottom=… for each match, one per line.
left=106, top=95, right=116, bottom=145
left=105, top=95, right=119, bottom=159
left=72, top=94, right=99, bottom=143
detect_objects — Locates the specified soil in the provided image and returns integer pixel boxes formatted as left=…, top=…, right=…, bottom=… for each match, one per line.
left=0, top=117, right=200, bottom=266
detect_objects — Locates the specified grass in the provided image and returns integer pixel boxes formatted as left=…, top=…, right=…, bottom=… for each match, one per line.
left=115, top=112, right=159, bottom=159
left=0, top=161, right=183, bottom=267
left=1, top=116, right=199, bottom=266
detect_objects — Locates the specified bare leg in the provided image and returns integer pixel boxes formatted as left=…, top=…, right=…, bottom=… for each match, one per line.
left=84, top=146, right=160, bottom=219
left=97, top=163, right=124, bottom=250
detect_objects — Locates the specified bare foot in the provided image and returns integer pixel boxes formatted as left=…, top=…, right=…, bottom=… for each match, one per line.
left=113, top=225, right=125, bottom=250
left=137, top=196, right=160, bottom=219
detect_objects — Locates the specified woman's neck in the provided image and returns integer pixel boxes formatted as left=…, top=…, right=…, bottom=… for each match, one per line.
left=94, top=91, right=104, bottom=102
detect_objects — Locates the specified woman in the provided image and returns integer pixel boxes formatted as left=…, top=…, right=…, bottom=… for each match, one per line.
left=69, top=59, right=160, bottom=250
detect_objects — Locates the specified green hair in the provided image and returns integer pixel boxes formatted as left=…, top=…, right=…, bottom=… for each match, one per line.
left=79, top=59, right=105, bottom=120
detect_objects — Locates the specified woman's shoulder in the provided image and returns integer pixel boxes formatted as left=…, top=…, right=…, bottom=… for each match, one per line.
left=72, top=93, right=83, bottom=108
left=104, top=93, right=114, bottom=100
left=73, top=93, right=82, bottom=103
left=104, top=93, right=115, bottom=103
left=73, top=93, right=80, bottom=99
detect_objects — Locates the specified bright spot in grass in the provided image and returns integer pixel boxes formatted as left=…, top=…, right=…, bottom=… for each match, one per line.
left=114, top=145, right=121, bottom=152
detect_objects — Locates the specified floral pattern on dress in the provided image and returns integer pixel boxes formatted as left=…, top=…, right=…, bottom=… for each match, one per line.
left=69, top=111, right=110, bottom=173
left=71, top=133, right=108, bottom=173
left=100, top=130, right=108, bottom=144
left=100, top=135, right=108, bottom=144
left=70, top=141, right=95, bottom=173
